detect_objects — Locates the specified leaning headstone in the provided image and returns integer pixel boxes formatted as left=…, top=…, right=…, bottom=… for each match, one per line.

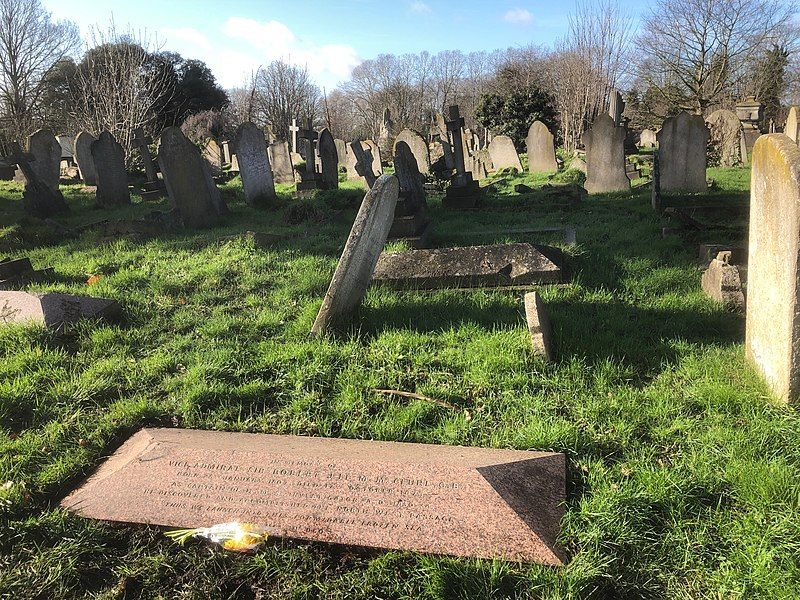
left=363, top=140, right=383, bottom=177
left=158, top=127, right=228, bottom=229
left=269, top=141, right=295, bottom=185
left=1, top=291, right=120, bottom=328
left=28, top=129, right=61, bottom=193
left=582, top=115, right=630, bottom=194
left=350, top=140, right=379, bottom=188
left=0, top=257, right=53, bottom=290
left=373, top=243, right=561, bottom=290
left=91, top=131, right=130, bottom=207
left=233, top=122, right=276, bottom=207
left=394, top=129, right=431, bottom=174
left=784, top=106, right=800, bottom=143
left=201, top=139, right=223, bottom=176
left=318, top=128, right=339, bottom=190
left=746, top=134, right=800, bottom=403
left=702, top=251, right=745, bottom=311
left=526, top=121, right=557, bottom=173
left=74, top=132, right=98, bottom=186
left=525, top=291, right=554, bottom=361
left=706, top=109, right=745, bottom=167
left=488, top=135, right=523, bottom=172
left=311, top=174, right=399, bottom=335
left=4, top=142, right=69, bottom=217
left=657, top=112, right=708, bottom=193
left=61, top=427, right=566, bottom=565
left=639, top=129, right=657, bottom=148
left=390, top=141, right=431, bottom=248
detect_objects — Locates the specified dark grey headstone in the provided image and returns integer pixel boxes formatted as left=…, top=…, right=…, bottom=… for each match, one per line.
left=91, top=131, right=130, bottom=207
left=318, top=128, right=339, bottom=190
left=269, top=141, right=295, bottom=185
left=583, top=115, right=630, bottom=194
left=74, top=132, right=98, bottom=185
left=657, top=112, right=708, bottom=192
left=393, top=141, right=426, bottom=214
left=28, top=129, right=61, bottom=193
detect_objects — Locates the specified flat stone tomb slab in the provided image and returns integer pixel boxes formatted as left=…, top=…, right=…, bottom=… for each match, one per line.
left=1, top=291, right=120, bottom=327
left=62, top=428, right=566, bottom=565
left=372, top=243, right=561, bottom=290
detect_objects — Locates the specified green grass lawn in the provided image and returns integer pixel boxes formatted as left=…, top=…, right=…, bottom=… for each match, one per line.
left=1, top=164, right=799, bottom=599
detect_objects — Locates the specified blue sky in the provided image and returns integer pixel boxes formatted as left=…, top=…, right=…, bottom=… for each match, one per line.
left=42, top=0, right=647, bottom=90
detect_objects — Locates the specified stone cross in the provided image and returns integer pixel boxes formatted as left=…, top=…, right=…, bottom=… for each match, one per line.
left=289, top=119, right=300, bottom=154
left=132, top=128, right=158, bottom=182
left=299, top=118, right=318, bottom=179
left=446, top=105, right=468, bottom=184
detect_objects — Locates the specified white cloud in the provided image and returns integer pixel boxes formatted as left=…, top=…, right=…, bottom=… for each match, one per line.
left=159, top=18, right=361, bottom=91
left=410, top=1, right=432, bottom=14
left=503, top=8, right=533, bottom=25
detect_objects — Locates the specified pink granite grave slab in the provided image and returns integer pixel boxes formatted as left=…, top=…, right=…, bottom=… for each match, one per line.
left=62, top=428, right=566, bottom=565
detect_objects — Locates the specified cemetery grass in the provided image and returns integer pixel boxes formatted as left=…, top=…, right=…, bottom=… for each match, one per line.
left=1, top=168, right=799, bottom=599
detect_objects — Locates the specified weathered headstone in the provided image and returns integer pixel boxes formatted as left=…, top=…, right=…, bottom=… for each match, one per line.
left=526, top=121, right=557, bottom=173
left=525, top=291, right=554, bottom=361
left=639, top=129, right=657, bottom=148
left=268, top=141, right=295, bottom=185
left=609, top=90, right=625, bottom=126
left=233, top=122, right=277, bottom=206
left=657, top=112, right=708, bottom=193
left=334, top=138, right=347, bottom=169
left=746, top=134, right=800, bottom=403
left=364, top=140, right=383, bottom=177
left=61, top=427, right=566, bottom=565
left=702, top=251, right=745, bottom=311
left=0, top=257, right=53, bottom=290
left=378, top=107, right=393, bottom=156
left=784, top=106, right=799, bottom=143
left=390, top=141, right=431, bottom=248
left=318, top=128, right=339, bottom=190
left=736, top=96, right=764, bottom=153
left=158, top=127, right=228, bottom=229
left=443, top=105, right=482, bottom=208
left=28, top=129, right=61, bottom=193
left=393, top=129, right=430, bottom=174
left=706, top=109, right=745, bottom=167
left=201, top=139, right=223, bottom=176
left=1, top=291, right=120, bottom=328
left=73, top=132, right=99, bottom=186
left=132, top=127, right=165, bottom=199
left=91, top=131, right=130, bottom=207
left=349, top=140, right=379, bottom=188
left=4, top=142, right=69, bottom=217
left=489, top=135, right=523, bottom=172
left=373, top=243, right=561, bottom=290
left=582, top=115, right=630, bottom=194
left=296, top=119, right=322, bottom=193
left=311, top=174, right=399, bottom=335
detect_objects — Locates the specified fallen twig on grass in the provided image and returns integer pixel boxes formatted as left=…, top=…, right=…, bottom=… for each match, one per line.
left=373, top=389, right=457, bottom=410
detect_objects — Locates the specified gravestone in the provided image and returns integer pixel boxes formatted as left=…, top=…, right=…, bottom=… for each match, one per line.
left=202, top=139, right=223, bottom=176
left=296, top=119, right=322, bottom=193
left=289, top=118, right=300, bottom=154
left=443, top=105, right=482, bottom=209
left=702, top=251, right=745, bottom=311
left=378, top=107, right=393, bottom=156
left=657, top=112, right=708, bottom=193
left=349, top=140, right=379, bottom=188
left=74, top=132, right=98, bottom=186
left=56, top=135, right=75, bottom=161
left=269, top=141, right=295, bottom=185
left=4, top=142, right=69, bottom=217
left=390, top=141, right=431, bottom=248
left=132, top=128, right=165, bottom=199
left=582, top=115, right=630, bottom=194
left=0, top=257, right=53, bottom=290
left=784, top=106, right=799, bottom=143
left=1, top=291, right=120, bottom=328
left=61, top=427, right=566, bottom=565
left=525, top=291, right=554, bottom=361
left=158, top=127, right=228, bottom=229
left=318, top=128, right=339, bottom=190
left=706, top=109, right=745, bottom=167
left=609, top=90, right=625, bottom=126
left=639, top=129, right=657, bottom=148
left=526, top=121, right=558, bottom=173
left=233, top=122, right=277, bottom=207
left=373, top=243, right=562, bottom=290
left=334, top=138, right=347, bottom=169
left=393, top=129, right=431, bottom=174
left=364, top=140, right=383, bottom=177
left=28, top=129, right=61, bottom=193
left=91, top=131, right=130, bottom=207
left=311, top=174, right=399, bottom=335
left=488, top=135, right=523, bottom=172
left=746, top=133, right=800, bottom=403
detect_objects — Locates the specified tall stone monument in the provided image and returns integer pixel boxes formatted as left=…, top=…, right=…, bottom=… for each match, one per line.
left=443, top=105, right=482, bottom=209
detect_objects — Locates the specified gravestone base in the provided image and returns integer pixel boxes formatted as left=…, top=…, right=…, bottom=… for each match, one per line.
left=702, top=252, right=746, bottom=311
left=0, top=258, right=54, bottom=290
left=296, top=178, right=323, bottom=196
left=443, top=180, right=482, bottom=209
left=372, top=243, right=562, bottom=290
left=1, top=291, right=121, bottom=328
